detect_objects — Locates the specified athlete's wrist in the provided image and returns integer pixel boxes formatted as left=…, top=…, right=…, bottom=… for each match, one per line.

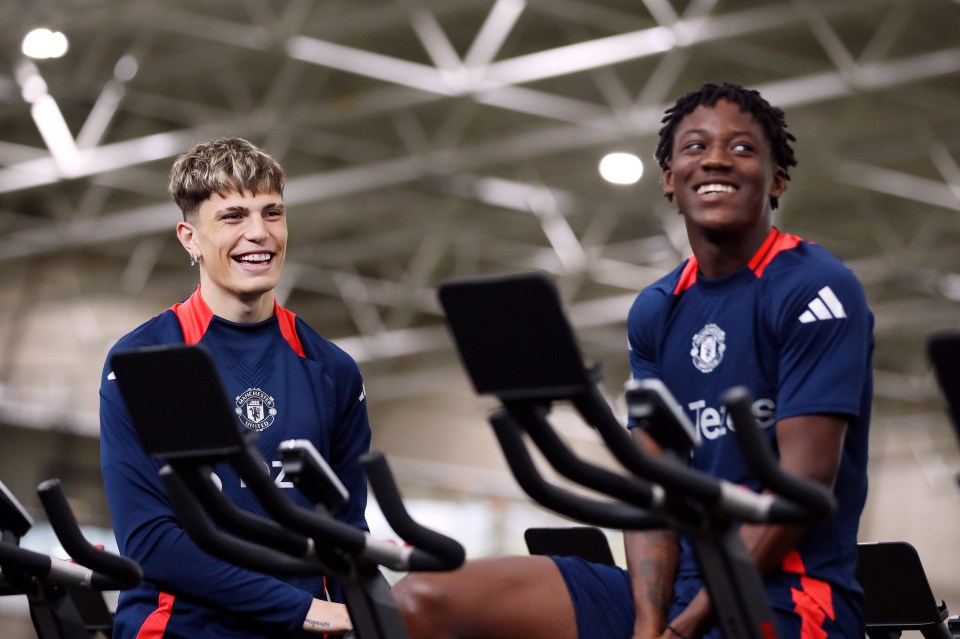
left=302, top=598, right=352, bottom=634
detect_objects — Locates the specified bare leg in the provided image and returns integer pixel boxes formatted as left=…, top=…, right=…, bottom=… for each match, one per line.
left=393, top=555, right=577, bottom=639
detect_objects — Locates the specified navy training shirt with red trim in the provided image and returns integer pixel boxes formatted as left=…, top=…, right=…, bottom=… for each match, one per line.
left=627, top=228, right=874, bottom=597
left=100, top=287, right=371, bottom=638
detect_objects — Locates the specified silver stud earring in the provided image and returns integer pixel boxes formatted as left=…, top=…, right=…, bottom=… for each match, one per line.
left=189, top=254, right=197, bottom=267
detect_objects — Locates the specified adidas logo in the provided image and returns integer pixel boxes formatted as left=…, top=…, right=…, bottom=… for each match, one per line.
left=799, top=286, right=846, bottom=324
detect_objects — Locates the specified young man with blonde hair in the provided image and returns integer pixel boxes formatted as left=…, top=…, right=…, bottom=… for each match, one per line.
left=100, top=137, right=367, bottom=637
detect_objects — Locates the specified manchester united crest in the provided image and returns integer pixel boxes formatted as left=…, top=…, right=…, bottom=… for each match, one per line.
left=690, top=323, right=726, bottom=373
left=235, top=388, right=277, bottom=431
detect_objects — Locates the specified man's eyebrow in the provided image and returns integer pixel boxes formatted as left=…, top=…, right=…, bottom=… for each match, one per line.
left=677, top=128, right=759, bottom=138
left=218, top=202, right=285, bottom=213
left=217, top=205, right=249, bottom=213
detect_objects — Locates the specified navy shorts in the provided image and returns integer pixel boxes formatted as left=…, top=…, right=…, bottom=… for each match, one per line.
left=552, top=555, right=635, bottom=638
left=551, top=556, right=863, bottom=639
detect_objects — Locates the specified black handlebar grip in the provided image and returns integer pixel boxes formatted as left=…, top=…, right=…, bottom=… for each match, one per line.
left=574, top=389, right=723, bottom=506
left=489, top=410, right=667, bottom=530
left=0, top=537, right=52, bottom=577
left=0, top=531, right=132, bottom=591
left=720, top=387, right=836, bottom=521
left=36, top=479, right=143, bottom=589
left=361, top=452, right=466, bottom=570
left=173, top=462, right=313, bottom=558
left=232, top=448, right=367, bottom=554
left=158, top=467, right=329, bottom=577
left=508, top=401, right=663, bottom=510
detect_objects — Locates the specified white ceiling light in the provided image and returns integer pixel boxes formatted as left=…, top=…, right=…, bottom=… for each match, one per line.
left=599, top=152, right=643, bottom=185
left=113, top=55, right=140, bottom=82
left=15, top=61, right=81, bottom=177
left=22, top=28, right=69, bottom=60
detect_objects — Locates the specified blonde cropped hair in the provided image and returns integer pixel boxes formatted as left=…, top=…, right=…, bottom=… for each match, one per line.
left=168, top=137, right=286, bottom=219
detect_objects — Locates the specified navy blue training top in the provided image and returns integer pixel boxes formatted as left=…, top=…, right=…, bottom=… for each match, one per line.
left=100, top=287, right=371, bottom=638
left=628, top=228, right=873, bottom=599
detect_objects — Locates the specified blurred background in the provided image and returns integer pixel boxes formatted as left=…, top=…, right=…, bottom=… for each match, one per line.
left=0, top=0, right=958, bottom=634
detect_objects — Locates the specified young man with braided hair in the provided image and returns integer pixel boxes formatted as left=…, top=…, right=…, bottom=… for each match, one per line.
left=100, top=137, right=366, bottom=637
left=391, top=83, right=873, bottom=639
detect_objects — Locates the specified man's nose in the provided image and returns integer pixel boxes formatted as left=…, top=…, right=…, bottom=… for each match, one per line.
left=701, top=145, right=732, bottom=168
left=244, top=215, right=269, bottom=240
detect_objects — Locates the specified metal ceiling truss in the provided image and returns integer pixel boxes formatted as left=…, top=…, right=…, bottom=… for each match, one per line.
left=0, top=0, right=958, bottom=428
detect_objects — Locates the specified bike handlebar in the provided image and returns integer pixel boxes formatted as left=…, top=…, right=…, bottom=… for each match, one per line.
left=0, top=541, right=131, bottom=591
left=575, top=386, right=731, bottom=512
left=158, top=466, right=333, bottom=577
left=720, top=387, right=836, bottom=521
left=503, top=400, right=666, bottom=511
left=489, top=409, right=667, bottom=530
left=438, top=273, right=834, bottom=529
left=162, top=439, right=464, bottom=574
left=170, top=461, right=315, bottom=560
left=362, top=452, right=465, bottom=571
left=0, top=479, right=142, bottom=592
left=279, top=439, right=349, bottom=514
left=37, top=478, right=143, bottom=590
left=496, top=381, right=827, bottom=526
left=598, top=383, right=828, bottom=524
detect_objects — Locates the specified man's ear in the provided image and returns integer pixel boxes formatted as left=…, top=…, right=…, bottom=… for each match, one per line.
left=662, top=164, right=675, bottom=199
left=176, top=221, right=197, bottom=255
left=771, top=165, right=788, bottom=200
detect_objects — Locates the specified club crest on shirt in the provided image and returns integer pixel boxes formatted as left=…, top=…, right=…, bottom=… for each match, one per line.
left=235, top=388, right=277, bottom=431
left=690, top=323, right=726, bottom=373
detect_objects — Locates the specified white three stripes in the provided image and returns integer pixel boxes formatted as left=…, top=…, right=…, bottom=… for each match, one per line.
left=799, top=286, right=846, bottom=324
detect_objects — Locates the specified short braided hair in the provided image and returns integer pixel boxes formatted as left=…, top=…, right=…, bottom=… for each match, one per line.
left=655, top=83, right=797, bottom=209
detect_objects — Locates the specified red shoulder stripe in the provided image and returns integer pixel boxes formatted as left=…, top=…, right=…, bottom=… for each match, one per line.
left=169, top=287, right=305, bottom=356
left=671, top=228, right=801, bottom=293
left=135, top=592, right=175, bottom=638
left=168, top=286, right=212, bottom=345
left=749, top=228, right=802, bottom=278
left=275, top=303, right=306, bottom=358
left=673, top=257, right=699, bottom=295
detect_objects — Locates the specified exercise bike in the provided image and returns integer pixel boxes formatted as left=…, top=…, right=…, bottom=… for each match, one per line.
left=109, top=344, right=465, bottom=639
left=0, top=478, right=142, bottom=638
left=440, top=272, right=960, bottom=639
left=438, top=272, right=835, bottom=639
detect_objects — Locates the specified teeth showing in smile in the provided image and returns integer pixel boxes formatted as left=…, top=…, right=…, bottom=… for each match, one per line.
left=236, top=253, right=271, bottom=263
left=697, top=184, right=736, bottom=195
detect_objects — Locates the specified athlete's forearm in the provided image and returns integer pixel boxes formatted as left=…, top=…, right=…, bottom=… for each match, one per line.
left=302, top=598, right=353, bottom=634
left=624, top=428, right=681, bottom=639
left=625, top=528, right=680, bottom=639
left=739, top=521, right=808, bottom=574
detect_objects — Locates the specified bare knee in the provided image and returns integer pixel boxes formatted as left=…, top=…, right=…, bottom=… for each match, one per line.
left=393, top=573, right=456, bottom=638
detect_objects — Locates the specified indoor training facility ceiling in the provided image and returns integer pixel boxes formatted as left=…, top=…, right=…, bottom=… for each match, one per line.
left=0, top=0, right=959, bottom=467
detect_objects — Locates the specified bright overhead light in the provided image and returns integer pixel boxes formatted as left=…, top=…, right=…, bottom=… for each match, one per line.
left=22, top=28, right=69, bottom=60
left=599, top=152, right=643, bottom=185
left=114, top=55, right=139, bottom=82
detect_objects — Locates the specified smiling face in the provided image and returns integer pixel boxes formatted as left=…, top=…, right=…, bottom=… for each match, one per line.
left=663, top=99, right=786, bottom=239
left=177, top=189, right=287, bottom=322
